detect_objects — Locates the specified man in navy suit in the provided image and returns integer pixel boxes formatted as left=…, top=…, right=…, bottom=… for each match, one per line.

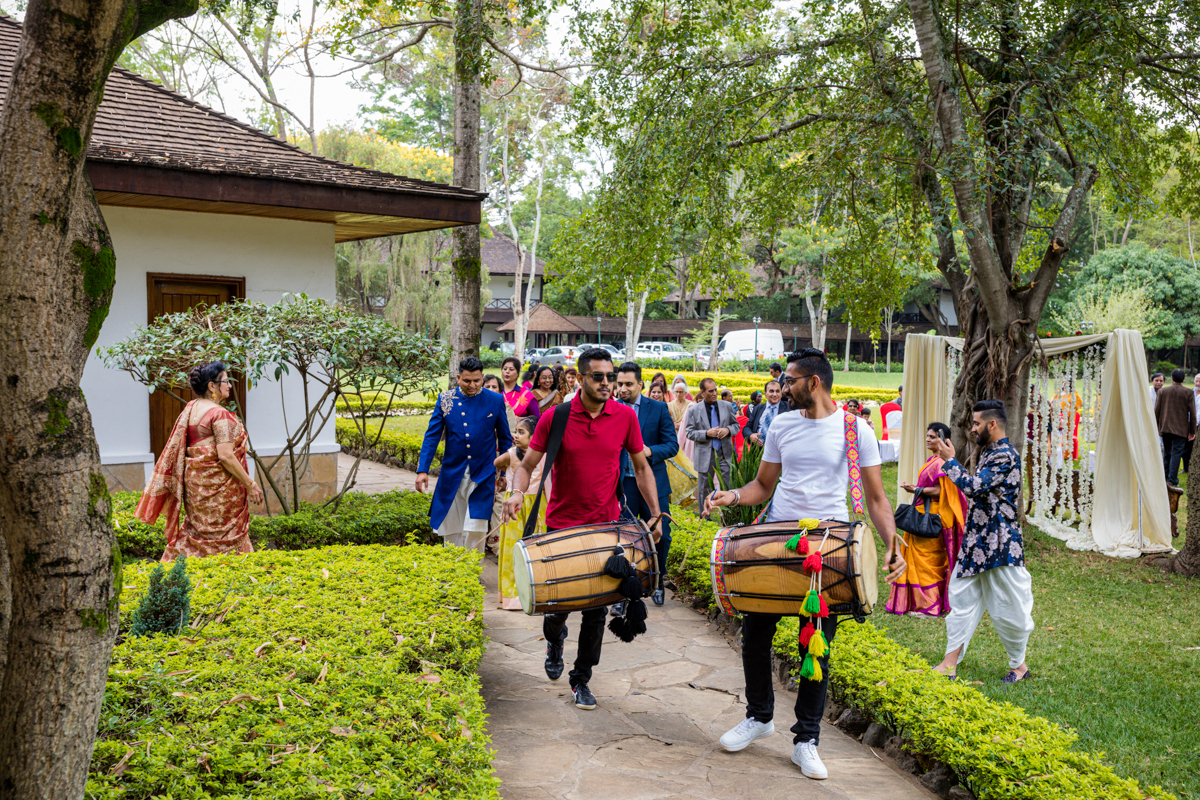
left=615, top=361, right=679, bottom=607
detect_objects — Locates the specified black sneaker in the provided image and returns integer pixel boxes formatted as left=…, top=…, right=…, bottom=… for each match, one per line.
left=652, top=588, right=665, bottom=606
left=572, top=683, right=597, bottom=709
left=610, top=601, right=625, bottom=617
left=545, top=628, right=566, bottom=681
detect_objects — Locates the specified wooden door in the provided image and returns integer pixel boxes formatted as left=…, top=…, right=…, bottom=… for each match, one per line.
left=147, top=274, right=246, bottom=458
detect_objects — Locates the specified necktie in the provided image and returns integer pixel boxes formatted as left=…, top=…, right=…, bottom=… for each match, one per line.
left=709, top=403, right=720, bottom=449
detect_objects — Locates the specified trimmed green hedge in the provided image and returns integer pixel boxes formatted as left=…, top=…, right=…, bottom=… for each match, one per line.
left=336, top=392, right=436, bottom=415
left=336, top=418, right=442, bottom=470
left=113, top=490, right=436, bottom=560
left=663, top=504, right=1175, bottom=800
left=88, top=545, right=498, bottom=799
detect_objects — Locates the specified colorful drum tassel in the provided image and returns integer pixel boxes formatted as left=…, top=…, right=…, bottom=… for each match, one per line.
left=802, top=589, right=821, bottom=617
left=817, top=595, right=829, bottom=618
left=807, top=630, right=828, bottom=658
left=799, top=653, right=823, bottom=682
left=784, top=532, right=810, bottom=555
left=799, top=622, right=816, bottom=647
left=802, top=551, right=823, bottom=573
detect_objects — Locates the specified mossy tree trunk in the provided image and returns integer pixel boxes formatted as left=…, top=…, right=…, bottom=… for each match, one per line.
left=448, top=0, right=486, bottom=373
left=1163, top=443, right=1200, bottom=576
left=0, top=1, right=197, bottom=797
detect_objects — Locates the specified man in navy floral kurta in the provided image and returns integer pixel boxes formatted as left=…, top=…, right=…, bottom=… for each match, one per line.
left=931, top=400, right=1035, bottom=684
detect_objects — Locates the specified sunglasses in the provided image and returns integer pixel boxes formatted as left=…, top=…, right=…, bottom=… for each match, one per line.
left=584, top=371, right=618, bottom=384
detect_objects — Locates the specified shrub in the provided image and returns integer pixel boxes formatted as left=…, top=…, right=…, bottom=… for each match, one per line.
left=112, top=491, right=169, bottom=560
left=1154, top=360, right=1177, bottom=376
left=90, top=545, right=497, bottom=799
left=129, top=558, right=193, bottom=637
left=250, top=489, right=437, bottom=548
left=336, top=417, right=442, bottom=469
left=335, top=391, right=436, bottom=415
left=113, top=489, right=436, bottom=560
left=663, top=504, right=1176, bottom=800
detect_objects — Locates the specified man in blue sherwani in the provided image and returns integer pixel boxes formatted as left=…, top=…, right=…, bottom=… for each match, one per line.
left=615, top=361, right=679, bottom=607
left=416, top=357, right=512, bottom=550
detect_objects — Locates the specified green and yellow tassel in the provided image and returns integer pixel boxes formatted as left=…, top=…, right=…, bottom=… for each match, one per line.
left=799, top=653, right=823, bottom=682
left=807, top=630, right=828, bottom=658
left=801, top=589, right=821, bottom=617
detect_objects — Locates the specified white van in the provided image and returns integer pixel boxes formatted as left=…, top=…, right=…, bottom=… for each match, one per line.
left=716, top=328, right=787, bottom=362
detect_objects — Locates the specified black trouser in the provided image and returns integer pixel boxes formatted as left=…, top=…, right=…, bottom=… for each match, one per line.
left=1163, top=432, right=1188, bottom=485
left=622, top=475, right=672, bottom=589
left=741, top=612, right=840, bottom=745
left=541, top=526, right=608, bottom=689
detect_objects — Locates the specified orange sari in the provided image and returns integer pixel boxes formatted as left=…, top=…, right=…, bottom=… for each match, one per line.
left=886, top=455, right=966, bottom=617
left=136, top=401, right=254, bottom=561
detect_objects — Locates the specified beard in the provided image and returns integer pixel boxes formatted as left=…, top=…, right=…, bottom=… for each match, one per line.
left=975, top=425, right=993, bottom=447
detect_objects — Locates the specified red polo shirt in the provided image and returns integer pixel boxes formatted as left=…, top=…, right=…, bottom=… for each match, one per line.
left=530, top=394, right=644, bottom=530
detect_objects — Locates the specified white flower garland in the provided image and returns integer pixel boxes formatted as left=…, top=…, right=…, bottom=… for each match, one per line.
left=1026, top=343, right=1104, bottom=550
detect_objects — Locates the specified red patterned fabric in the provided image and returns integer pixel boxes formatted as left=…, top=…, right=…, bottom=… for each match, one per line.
left=136, top=401, right=254, bottom=561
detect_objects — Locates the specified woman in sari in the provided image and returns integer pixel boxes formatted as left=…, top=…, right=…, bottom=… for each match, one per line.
left=886, top=422, right=967, bottom=618
left=670, top=379, right=695, bottom=461
left=670, top=373, right=694, bottom=402
left=531, top=365, right=562, bottom=412
left=136, top=361, right=263, bottom=561
left=650, top=383, right=699, bottom=506
left=501, top=356, right=540, bottom=427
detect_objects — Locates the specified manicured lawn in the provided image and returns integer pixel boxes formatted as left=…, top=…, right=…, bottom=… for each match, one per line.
left=870, top=462, right=1200, bottom=799
left=828, top=369, right=905, bottom=391
left=372, top=414, right=435, bottom=438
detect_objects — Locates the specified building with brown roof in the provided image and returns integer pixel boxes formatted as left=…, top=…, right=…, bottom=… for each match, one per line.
left=0, top=16, right=483, bottom=500
left=479, top=230, right=546, bottom=347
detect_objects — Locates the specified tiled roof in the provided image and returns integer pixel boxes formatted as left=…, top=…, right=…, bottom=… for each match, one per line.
left=0, top=16, right=482, bottom=241
left=495, top=303, right=584, bottom=334
left=483, top=231, right=545, bottom=276
left=0, top=17, right=479, bottom=201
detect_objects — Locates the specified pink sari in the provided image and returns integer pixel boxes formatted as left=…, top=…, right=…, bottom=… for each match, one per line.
left=885, top=455, right=965, bottom=617
left=504, top=386, right=540, bottom=419
left=136, top=401, right=254, bottom=561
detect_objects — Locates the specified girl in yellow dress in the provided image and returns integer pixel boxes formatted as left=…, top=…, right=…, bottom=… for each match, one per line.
left=493, top=417, right=549, bottom=610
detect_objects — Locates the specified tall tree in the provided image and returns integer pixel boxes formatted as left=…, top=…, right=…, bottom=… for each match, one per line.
left=573, top=0, right=1200, bottom=457
left=0, top=3, right=201, bottom=795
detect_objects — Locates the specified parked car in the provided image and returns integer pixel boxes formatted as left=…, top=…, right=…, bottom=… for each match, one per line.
left=536, top=345, right=580, bottom=366
left=573, top=343, right=625, bottom=362
left=635, top=341, right=692, bottom=361
left=524, top=347, right=547, bottom=362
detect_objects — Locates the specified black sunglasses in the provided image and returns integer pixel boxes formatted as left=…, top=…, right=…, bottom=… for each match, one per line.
left=584, top=371, right=618, bottom=384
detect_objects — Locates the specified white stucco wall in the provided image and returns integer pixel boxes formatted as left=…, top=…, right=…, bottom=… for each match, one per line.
left=82, top=206, right=337, bottom=478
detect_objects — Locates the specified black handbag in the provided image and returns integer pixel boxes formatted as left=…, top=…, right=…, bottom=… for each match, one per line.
left=894, top=493, right=943, bottom=539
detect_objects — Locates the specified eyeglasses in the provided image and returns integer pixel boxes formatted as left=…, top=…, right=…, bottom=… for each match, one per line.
left=585, top=371, right=618, bottom=383
left=781, top=373, right=812, bottom=388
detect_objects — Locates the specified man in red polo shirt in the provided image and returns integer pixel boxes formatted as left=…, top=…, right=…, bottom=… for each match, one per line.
left=503, top=348, right=662, bottom=710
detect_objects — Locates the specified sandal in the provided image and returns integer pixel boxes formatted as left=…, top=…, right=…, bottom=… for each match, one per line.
left=1001, top=669, right=1032, bottom=684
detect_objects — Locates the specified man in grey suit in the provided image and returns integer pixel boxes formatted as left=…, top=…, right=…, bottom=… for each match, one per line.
left=685, top=378, right=741, bottom=509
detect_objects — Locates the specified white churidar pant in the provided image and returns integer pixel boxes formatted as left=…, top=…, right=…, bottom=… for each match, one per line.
left=436, top=469, right=489, bottom=552
left=944, top=565, right=1035, bottom=669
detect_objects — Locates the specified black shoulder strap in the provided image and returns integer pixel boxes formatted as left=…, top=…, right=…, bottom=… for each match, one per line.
left=524, top=402, right=572, bottom=538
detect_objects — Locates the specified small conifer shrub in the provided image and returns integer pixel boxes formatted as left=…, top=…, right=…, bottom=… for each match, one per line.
left=129, top=557, right=192, bottom=637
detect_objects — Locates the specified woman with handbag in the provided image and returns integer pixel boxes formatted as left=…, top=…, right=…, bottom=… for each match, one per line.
left=886, top=422, right=967, bottom=618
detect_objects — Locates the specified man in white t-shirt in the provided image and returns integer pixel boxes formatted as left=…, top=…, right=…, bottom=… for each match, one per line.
left=705, top=348, right=906, bottom=781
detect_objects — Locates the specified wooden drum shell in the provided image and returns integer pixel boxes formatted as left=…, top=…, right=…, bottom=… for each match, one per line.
left=512, top=523, right=658, bottom=615
left=710, top=520, right=877, bottom=617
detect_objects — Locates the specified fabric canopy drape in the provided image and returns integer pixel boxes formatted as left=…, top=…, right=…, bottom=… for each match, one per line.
left=897, top=329, right=1171, bottom=558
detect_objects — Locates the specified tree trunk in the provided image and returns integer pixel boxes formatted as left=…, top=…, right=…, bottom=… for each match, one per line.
left=707, top=306, right=723, bottom=371
left=448, top=0, right=486, bottom=374
left=885, top=310, right=893, bottom=373
left=1162, top=441, right=1200, bottom=576
left=625, top=292, right=636, bottom=354
left=843, top=318, right=852, bottom=371
left=0, top=3, right=199, bottom=796
left=633, top=289, right=648, bottom=346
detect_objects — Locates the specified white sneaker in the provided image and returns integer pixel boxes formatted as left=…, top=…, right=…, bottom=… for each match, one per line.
left=719, top=717, right=774, bottom=752
left=791, top=741, right=828, bottom=780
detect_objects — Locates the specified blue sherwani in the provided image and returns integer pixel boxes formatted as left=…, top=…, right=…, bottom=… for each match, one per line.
left=418, top=387, right=512, bottom=531
left=619, top=394, right=679, bottom=585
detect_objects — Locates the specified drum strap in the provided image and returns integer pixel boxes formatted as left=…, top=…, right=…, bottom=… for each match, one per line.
left=524, top=402, right=572, bottom=538
left=749, top=411, right=865, bottom=525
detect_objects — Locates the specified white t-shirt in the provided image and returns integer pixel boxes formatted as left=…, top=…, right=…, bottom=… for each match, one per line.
left=762, top=411, right=882, bottom=522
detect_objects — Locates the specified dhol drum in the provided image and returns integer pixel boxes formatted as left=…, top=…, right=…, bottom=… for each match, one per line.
left=710, top=520, right=877, bottom=617
left=512, top=522, right=658, bottom=615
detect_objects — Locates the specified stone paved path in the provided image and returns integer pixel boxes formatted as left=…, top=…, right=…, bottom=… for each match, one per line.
left=480, top=558, right=933, bottom=800
left=337, top=452, right=430, bottom=494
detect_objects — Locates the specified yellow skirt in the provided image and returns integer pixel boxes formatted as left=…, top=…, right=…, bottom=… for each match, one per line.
left=498, top=493, right=548, bottom=606
left=665, top=454, right=698, bottom=508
